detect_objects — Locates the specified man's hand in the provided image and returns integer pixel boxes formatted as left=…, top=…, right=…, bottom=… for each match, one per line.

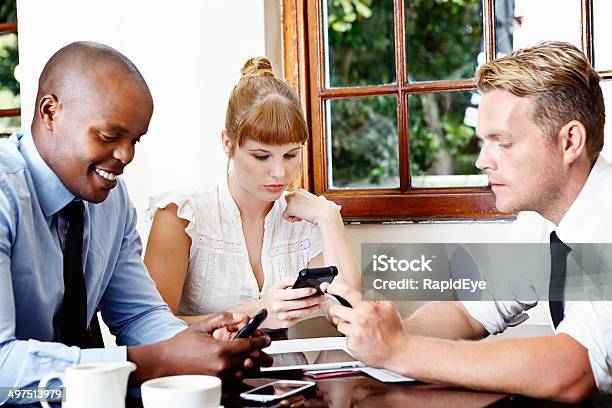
left=168, top=312, right=273, bottom=379
left=326, top=292, right=598, bottom=403
left=212, top=312, right=248, bottom=340
left=321, top=282, right=361, bottom=304
left=320, top=282, right=360, bottom=326
left=324, top=284, right=406, bottom=368
left=128, top=312, right=273, bottom=384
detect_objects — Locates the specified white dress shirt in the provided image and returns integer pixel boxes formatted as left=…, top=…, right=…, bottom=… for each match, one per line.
left=463, top=155, right=612, bottom=393
left=146, top=179, right=322, bottom=316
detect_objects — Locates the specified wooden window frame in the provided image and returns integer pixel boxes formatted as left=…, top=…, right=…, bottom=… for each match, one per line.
left=283, top=0, right=608, bottom=222
left=0, top=21, right=20, bottom=119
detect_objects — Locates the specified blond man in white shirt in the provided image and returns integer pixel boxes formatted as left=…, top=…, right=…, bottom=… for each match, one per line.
left=326, top=41, right=610, bottom=403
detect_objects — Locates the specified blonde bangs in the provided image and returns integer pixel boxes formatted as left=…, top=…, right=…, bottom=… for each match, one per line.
left=236, top=95, right=309, bottom=147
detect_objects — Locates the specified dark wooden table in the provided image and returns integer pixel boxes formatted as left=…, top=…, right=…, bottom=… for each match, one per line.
left=12, top=372, right=609, bottom=408
left=122, top=371, right=589, bottom=408
left=232, top=375, right=509, bottom=407
left=21, top=370, right=609, bottom=407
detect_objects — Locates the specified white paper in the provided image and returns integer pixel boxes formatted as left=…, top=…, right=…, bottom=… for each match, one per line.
left=359, top=367, right=415, bottom=383
left=303, top=367, right=363, bottom=375
left=262, top=360, right=364, bottom=372
left=262, top=337, right=415, bottom=383
left=263, top=337, right=347, bottom=354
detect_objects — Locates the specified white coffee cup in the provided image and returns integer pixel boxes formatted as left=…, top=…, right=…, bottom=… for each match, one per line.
left=141, top=375, right=222, bottom=408
left=39, top=362, right=136, bottom=408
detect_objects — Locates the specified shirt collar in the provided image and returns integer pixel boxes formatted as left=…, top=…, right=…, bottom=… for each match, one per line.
left=556, top=154, right=612, bottom=243
left=17, top=130, right=75, bottom=217
left=219, top=176, right=241, bottom=219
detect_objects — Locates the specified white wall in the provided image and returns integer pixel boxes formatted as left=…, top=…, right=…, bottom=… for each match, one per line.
left=17, top=0, right=277, bottom=239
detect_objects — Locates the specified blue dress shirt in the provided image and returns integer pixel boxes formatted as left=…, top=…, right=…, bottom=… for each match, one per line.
left=0, top=131, right=187, bottom=404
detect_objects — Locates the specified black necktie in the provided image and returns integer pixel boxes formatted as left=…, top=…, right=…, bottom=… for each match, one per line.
left=549, top=231, right=571, bottom=329
left=58, top=201, right=103, bottom=348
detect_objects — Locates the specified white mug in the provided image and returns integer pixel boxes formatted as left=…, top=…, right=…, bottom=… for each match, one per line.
left=39, top=361, right=136, bottom=408
left=141, top=375, right=222, bottom=408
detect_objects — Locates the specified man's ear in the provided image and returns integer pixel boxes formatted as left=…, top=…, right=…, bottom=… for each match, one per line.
left=39, top=94, right=60, bottom=132
left=221, top=130, right=232, bottom=155
left=559, top=120, right=587, bottom=166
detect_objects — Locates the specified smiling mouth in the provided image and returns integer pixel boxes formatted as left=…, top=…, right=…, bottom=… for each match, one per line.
left=94, top=168, right=119, bottom=182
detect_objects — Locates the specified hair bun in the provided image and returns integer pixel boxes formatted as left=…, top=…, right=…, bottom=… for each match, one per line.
left=241, top=57, right=274, bottom=79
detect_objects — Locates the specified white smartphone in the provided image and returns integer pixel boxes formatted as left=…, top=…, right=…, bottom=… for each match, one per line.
left=239, top=380, right=316, bottom=402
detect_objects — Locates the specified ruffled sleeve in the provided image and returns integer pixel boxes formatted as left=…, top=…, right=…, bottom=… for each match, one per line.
left=145, top=191, right=197, bottom=242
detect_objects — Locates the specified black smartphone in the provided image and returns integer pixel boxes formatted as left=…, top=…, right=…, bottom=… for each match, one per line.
left=234, top=308, right=268, bottom=339
left=292, top=266, right=338, bottom=295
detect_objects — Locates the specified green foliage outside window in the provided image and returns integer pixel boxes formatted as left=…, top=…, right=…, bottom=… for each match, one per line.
left=327, top=0, right=484, bottom=188
left=327, top=0, right=398, bottom=187
left=329, top=96, right=398, bottom=188
left=0, top=1, right=17, bottom=22
left=406, top=0, right=482, bottom=179
left=0, top=33, right=19, bottom=100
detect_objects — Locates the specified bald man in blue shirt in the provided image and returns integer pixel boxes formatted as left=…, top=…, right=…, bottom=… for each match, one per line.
left=0, top=41, right=271, bottom=405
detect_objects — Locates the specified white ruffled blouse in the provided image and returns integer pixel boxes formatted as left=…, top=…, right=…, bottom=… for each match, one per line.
left=146, top=180, right=322, bottom=316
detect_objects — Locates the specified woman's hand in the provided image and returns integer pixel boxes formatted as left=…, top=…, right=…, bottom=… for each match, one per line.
left=283, top=189, right=341, bottom=225
left=258, top=278, right=325, bottom=329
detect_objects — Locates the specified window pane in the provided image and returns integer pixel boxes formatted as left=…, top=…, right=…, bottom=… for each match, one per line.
left=327, top=95, right=399, bottom=189
left=511, top=0, right=581, bottom=50
left=494, top=0, right=516, bottom=58
left=408, top=91, right=487, bottom=188
left=0, top=0, right=16, bottom=24
left=0, top=115, right=19, bottom=138
left=0, top=32, right=20, bottom=110
left=406, top=0, right=482, bottom=82
left=324, top=0, right=395, bottom=87
left=593, top=0, right=612, bottom=70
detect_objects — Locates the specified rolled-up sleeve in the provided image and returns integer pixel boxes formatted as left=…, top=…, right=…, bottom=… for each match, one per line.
left=556, top=301, right=612, bottom=393
left=462, top=300, right=534, bottom=335
left=462, top=212, right=543, bottom=335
